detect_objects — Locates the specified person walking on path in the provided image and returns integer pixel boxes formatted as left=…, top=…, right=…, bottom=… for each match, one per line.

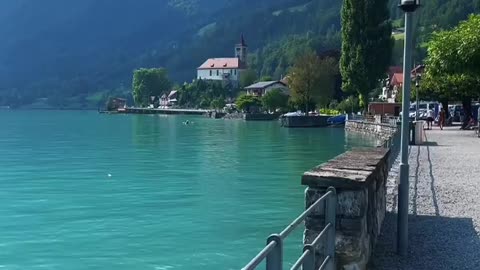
left=478, top=106, right=480, bottom=137
left=426, top=108, right=435, bottom=130
left=439, top=108, right=446, bottom=130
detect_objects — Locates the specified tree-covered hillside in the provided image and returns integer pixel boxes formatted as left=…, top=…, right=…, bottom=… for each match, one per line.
left=0, top=0, right=304, bottom=108
left=0, top=0, right=478, bottom=108
left=388, top=0, right=480, bottom=64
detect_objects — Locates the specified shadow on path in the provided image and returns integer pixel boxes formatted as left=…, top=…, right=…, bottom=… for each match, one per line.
left=373, top=213, right=480, bottom=269
left=412, top=145, right=420, bottom=216
left=422, top=141, right=439, bottom=146
left=426, top=139, right=440, bottom=216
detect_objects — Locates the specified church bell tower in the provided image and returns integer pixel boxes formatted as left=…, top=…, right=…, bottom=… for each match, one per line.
left=235, top=34, right=248, bottom=65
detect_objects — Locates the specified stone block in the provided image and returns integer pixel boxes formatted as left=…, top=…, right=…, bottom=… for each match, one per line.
left=305, top=187, right=327, bottom=216
left=336, top=233, right=370, bottom=270
left=305, top=188, right=367, bottom=218
left=338, top=217, right=366, bottom=236
left=337, top=190, right=367, bottom=218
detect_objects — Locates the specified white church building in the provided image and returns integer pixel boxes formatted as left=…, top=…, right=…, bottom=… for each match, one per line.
left=197, top=35, right=248, bottom=87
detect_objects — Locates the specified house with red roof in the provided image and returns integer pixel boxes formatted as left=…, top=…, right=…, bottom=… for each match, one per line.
left=197, top=35, right=248, bottom=87
left=381, top=65, right=425, bottom=102
left=388, top=65, right=425, bottom=86
left=388, top=66, right=403, bottom=77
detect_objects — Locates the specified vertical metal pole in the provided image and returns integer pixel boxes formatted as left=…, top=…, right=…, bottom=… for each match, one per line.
left=415, top=85, right=419, bottom=121
left=397, top=11, right=414, bottom=256
left=325, top=187, right=337, bottom=270
left=266, top=234, right=282, bottom=270
left=302, top=245, right=315, bottom=270
left=413, top=13, right=420, bottom=122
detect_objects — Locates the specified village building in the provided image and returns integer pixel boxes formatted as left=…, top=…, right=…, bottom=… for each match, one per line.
left=197, top=35, right=248, bottom=87
left=159, top=90, right=179, bottom=107
left=107, top=97, right=127, bottom=111
left=380, top=65, right=425, bottom=102
left=244, top=81, right=289, bottom=97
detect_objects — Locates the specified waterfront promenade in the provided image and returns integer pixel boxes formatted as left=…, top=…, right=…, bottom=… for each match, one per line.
left=373, top=126, right=480, bottom=269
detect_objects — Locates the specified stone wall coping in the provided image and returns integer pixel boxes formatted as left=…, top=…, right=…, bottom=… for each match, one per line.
left=301, top=148, right=389, bottom=189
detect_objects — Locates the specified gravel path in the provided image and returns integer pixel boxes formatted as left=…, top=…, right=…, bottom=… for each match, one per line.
left=373, top=126, right=480, bottom=270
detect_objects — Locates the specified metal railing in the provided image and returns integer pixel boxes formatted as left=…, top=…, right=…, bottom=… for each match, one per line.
left=242, top=187, right=337, bottom=270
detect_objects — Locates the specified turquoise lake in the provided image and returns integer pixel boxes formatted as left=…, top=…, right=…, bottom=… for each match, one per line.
left=0, top=110, right=376, bottom=270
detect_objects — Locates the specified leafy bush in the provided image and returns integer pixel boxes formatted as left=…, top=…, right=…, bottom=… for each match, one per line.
left=236, top=94, right=262, bottom=113
left=319, top=108, right=340, bottom=115
left=210, top=98, right=226, bottom=109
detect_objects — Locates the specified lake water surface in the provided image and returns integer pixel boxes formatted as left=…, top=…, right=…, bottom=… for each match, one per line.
left=0, top=111, right=376, bottom=269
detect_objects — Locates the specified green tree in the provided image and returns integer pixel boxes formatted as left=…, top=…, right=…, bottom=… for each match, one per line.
left=236, top=94, right=261, bottom=113
left=288, top=51, right=338, bottom=113
left=240, top=69, right=258, bottom=88
left=132, top=68, right=171, bottom=106
left=258, top=75, right=273, bottom=82
left=210, top=98, right=226, bottom=109
left=421, top=14, right=480, bottom=127
left=177, top=79, right=230, bottom=108
left=340, top=0, right=392, bottom=110
left=336, top=96, right=360, bottom=114
left=261, top=89, right=289, bottom=112
left=199, top=98, right=210, bottom=108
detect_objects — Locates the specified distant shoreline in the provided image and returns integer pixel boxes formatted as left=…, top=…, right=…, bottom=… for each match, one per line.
left=3, top=107, right=99, bottom=111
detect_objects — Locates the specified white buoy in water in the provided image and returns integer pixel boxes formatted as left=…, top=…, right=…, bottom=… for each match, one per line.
left=107, top=173, right=112, bottom=178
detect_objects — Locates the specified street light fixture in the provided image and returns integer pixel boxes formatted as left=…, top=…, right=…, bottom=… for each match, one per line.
left=399, top=0, right=421, bottom=12
left=397, top=0, right=421, bottom=256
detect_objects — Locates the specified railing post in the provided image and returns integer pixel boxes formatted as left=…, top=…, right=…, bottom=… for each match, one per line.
left=266, top=234, right=282, bottom=270
left=325, top=187, right=337, bottom=270
left=302, top=245, right=315, bottom=270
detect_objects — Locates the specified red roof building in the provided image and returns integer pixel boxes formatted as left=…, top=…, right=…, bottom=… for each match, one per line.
left=388, top=66, right=403, bottom=77
left=390, top=72, right=404, bottom=87
left=197, top=36, right=248, bottom=87
left=388, top=65, right=425, bottom=87
left=411, top=64, right=425, bottom=75
left=197, top=58, right=244, bottom=70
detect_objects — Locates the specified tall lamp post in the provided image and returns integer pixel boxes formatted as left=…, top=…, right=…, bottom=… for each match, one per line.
left=398, top=0, right=421, bottom=256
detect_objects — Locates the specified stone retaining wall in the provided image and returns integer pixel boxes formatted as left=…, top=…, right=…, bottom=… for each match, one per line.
left=345, top=120, right=398, bottom=144
left=302, top=148, right=390, bottom=270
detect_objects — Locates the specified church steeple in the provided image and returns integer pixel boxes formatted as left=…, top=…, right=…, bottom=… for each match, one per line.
left=240, top=34, right=247, bottom=47
left=235, top=34, right=248, bottom=65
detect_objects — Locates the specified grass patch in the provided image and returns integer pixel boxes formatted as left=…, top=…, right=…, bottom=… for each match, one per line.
left=197, top=22, right=217, bottom=37
left=273, top=1, right=311, bottom=16
left=393, top=33, right=405, bottom=40
left=392, top=19, right=404, bottom=28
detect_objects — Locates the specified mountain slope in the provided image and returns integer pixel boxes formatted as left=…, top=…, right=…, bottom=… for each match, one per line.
left=0, top=0, right=478, bottom=108
left=0, top=0, right=320, bottom=107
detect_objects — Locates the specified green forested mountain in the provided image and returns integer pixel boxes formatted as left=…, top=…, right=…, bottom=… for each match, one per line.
left=0, top=0, right=478, bottom=108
